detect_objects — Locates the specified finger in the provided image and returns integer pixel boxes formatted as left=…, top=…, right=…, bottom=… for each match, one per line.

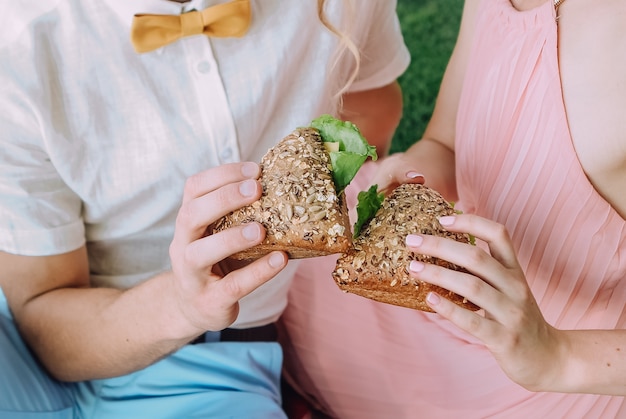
left=369, top=155, right=424, bottom=195
left=409, top=259, right=514, bottom=321
left=437, top=216, right=537, bottom=311
left=176, top=178, right=262, bottom=242
left=438, top=214, right=520, bottom=270
left=183, top=222, right=266, bottom=273
left=425, top=290, right=501, bottom=344
left=378, top=171, right=425, bottom=196
left=405, top=232, right=510, bottom=293
left=182, top=162, right=260, bottom=204
left=217, top=251, right=288, bottom=303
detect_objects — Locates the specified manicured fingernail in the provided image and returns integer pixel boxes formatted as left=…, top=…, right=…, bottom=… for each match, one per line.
left=241, top=162, right=259, bottom=178
left=239, top=179, right=257, bottom=197
left=409, top=260, right=424, bottom=273
left=438, top=216, right=456, bottom=226
left=426, top=292, right=441, bottom=306
left=406, top=171, right=424, bottom=179
left=406, top=234, right=423, bottom=247
left=269, top=252, right=285, bottom=268
left=242, top=223, right=260, bottom=241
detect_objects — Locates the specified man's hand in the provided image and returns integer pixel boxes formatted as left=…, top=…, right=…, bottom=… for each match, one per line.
left=0, top=162, right=288, bottom=381
left=169, top=161, right=287, bottom=334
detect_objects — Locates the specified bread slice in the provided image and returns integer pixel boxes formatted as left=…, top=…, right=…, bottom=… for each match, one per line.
left=214, top=127, right=352, bottom=260
left=333, top=184, right=479, bottom=312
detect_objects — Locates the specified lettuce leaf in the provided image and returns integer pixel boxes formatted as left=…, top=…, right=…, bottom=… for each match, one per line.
left=311, top=114, right=377, bottom=193
left=328, top=152, right=367, bottom=195
left=353, top=184, right=384, bottom=238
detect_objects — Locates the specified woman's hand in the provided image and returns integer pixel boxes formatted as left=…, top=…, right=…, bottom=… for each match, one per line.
left=169, top=162, right=287, bottom=336
left=369, top=152, right=425, bottom=195
left=368, top=137, right=457, bottom=200
left=406, top=214, right=566, bottom=392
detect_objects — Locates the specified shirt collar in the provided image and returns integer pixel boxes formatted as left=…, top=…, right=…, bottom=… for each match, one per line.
left=104, top=0, right=221, bottom=28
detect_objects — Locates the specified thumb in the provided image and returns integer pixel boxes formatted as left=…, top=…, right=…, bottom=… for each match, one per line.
left=372, top=168, right=425, bottom=196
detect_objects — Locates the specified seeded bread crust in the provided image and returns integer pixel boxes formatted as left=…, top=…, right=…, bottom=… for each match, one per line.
left=214, top=127, right=352, bottom=260
left=333, top=184, right=479, bottom=312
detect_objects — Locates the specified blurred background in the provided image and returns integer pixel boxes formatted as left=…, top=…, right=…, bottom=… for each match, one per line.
left=390, top=0, right=464, bottom=153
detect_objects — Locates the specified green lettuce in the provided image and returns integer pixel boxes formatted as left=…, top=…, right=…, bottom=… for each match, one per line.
left=353, top=184, right=384, bottom=238
left=311, top=114, right=377, bottom=194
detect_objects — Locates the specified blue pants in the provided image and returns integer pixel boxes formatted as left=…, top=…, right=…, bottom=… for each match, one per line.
left=0, top=290, right=286, bottom=418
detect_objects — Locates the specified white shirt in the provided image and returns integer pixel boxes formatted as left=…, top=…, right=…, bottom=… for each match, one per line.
left=0, top=0, right=409, bottom=327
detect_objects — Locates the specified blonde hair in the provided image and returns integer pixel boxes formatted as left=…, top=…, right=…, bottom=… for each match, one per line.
left=317, top=0, right=361, bottom=104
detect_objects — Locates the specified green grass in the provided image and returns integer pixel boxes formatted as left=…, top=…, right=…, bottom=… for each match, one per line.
left=391, top=0, right=464, bottom=153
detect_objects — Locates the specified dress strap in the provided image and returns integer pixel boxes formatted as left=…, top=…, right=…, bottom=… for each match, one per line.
left=554, top=0, right=566, bottom=8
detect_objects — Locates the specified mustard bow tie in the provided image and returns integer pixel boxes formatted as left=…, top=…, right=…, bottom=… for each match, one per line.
left=131, top=0, right=251, bottom=53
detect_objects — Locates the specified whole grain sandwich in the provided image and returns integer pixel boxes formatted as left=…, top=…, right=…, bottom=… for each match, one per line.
left=333, top=183, right=479, bottom=312
left=214, top=115, right=377, bottom=260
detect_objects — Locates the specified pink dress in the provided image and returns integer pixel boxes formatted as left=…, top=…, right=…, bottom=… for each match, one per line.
left=278, top=0, right=626, bottom=418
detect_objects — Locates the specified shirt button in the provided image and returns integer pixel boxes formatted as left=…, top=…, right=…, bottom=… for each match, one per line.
left=197, top=61, right=211, bottom=74
left=220, top=147, right=233, bottom=161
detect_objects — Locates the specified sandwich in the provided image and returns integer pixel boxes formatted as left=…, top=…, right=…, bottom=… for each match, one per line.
left=214, top=115, right=377, bottom=260
left=333, top=183, right=479, bottom=312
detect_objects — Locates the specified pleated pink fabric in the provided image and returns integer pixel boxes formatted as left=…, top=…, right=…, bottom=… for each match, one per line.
left=278, top=1, right=626, bottom=417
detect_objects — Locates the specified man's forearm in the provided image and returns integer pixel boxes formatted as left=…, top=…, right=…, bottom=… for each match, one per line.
left=17, top=271, right=196, bottom=382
